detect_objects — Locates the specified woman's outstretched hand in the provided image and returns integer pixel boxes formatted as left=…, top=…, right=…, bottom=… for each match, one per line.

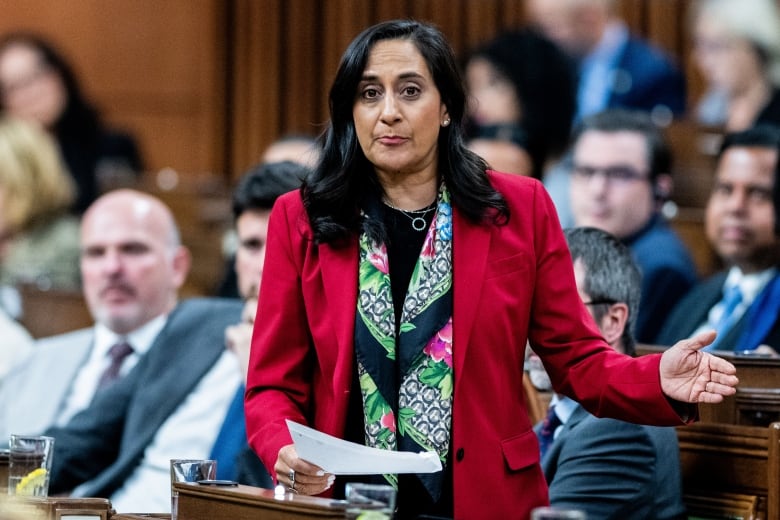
left=659, top=330, right=739, bottom=404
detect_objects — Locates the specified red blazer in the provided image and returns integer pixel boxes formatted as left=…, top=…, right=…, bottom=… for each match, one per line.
left=246, top=171, right=688, bottom=519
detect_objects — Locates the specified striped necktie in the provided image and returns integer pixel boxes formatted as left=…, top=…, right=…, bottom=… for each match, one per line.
left=96, top=341, right=134, bottom=389
left=538, top=405, right=562, bottom=458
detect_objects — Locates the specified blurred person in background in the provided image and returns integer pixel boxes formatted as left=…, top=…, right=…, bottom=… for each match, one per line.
left=463, top=28, right=576, bottom=180
left=691, top=0, right=780, bottom=130
left=0, top=33, right=143, bottom=212
left=526, top=0, right=686, bottom=124
left=656, top=125, right=780, bottom=355
left=530, top=226, right=685, bottom=519
left=569, top=109, right=698, bottom=343
left=260, top=134, right=321, bottom=169
left=0, top=116, right=80, bottom=292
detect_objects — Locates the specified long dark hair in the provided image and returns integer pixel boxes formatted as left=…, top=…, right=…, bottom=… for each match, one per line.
left=303, top=20, right=508, bottom=245
left=0, top=33, right=101, bottom=142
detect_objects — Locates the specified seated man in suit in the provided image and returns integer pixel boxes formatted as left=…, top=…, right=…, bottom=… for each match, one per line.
left=569, top=109, right=698, bottom=343
left=526, top=0, right=686, bottom=121
left=529, top=226, right=685, bottom=519
left=656, top=125, right=780, bottom=355
left=215, top=160, right=308, bottom=486
left=45, top=163, right=308, bottom=512
left=0, top=189, right=192, bottom=441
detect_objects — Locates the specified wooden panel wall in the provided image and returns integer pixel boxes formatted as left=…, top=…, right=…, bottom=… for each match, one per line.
left=228, top=0, right=696, bottom=176
left=0, top=0, right=693, bottom=180
left=0, top=0, right=228, bottom=177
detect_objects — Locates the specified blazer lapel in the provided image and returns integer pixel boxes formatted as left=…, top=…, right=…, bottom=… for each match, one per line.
left=452, top=209, right=491, bottom=393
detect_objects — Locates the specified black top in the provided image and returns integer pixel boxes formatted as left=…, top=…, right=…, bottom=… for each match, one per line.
left=341, top=204, right=453, bottom=519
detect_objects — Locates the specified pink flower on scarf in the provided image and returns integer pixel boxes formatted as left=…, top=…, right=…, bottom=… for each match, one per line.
left=380, top=410, right=396, bottom=433
left=421, top=228, right=436, bottom=258
left=368, top=244, right=389, bottom=274
left=424, top=320, right=453, bottom=368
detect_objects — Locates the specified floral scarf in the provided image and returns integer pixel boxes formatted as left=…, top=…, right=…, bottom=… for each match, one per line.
left=354, top=185, right=453, bottom=501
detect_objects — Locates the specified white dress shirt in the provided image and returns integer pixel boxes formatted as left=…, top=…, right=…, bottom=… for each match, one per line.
left=56, top=314, right=167, bottom=426
left=106, top=349, right=241, bottom=513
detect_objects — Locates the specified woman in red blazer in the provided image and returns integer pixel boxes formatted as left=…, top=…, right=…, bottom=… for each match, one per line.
left=245, top=20, right=738, bottom=519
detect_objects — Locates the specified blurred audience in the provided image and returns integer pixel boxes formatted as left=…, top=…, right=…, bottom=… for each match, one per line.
left=214, top=160, right=308, bottom=487
left=530, top=226, right=685, bottom=519
left=260, top=134, right=320, bottom=169
left=656, top=125, right=780, bottom=356
left=217, top=136, right=318, bottom=298
left=569, top=109, right=697, bottom=343
left=0, top=116, right=80, bottom=291
left=463, top=28, right=576, bottom=179
left=0, top=33, right=143, bottom=212
left=691, top=0, right=780, bottom=130
left=526, top=0, right=686, bottom=123
left=0, top=189, right=191, bottom=442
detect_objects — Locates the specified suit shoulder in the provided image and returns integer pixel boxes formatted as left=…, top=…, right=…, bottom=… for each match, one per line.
left=575, top=414, right=652, bottom=441
left=34, top=327, right=93, bottom=351
left=175, top=297, right=243, bottom=317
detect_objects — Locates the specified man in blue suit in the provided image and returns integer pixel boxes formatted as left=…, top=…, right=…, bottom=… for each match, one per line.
left=568, top=109, right=698, bottom=343
left=656, top=125, right=780, bottom=355
left=530, top=226, right=686, bottom=519
left=527, top=0, right=686, bottom=121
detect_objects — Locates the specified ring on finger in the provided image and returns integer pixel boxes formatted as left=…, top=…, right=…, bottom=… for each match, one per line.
left=289, top=469, right=296, bottom=491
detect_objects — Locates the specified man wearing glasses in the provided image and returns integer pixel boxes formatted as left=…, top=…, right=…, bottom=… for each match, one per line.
left=529, top=227, right=686, bottom=519
left=568, top=108, right=698, bottom=343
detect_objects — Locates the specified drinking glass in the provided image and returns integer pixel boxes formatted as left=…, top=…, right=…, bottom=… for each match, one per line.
left=345, top=482, right=396, bottom=519
left=170, top=458, right=216, bottom=519
left=8, top=435, right=54, bottom=497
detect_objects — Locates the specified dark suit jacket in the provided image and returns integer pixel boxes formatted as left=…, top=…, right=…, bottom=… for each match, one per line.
left=47, top=297, right=243, bottom=498
left=608, top=36, right=686, bottom=116
left=245, top=171, right=692, bottom=519
left=540, top=403, right=686, bottom=520
left=655, top=271, right=780, bottom=351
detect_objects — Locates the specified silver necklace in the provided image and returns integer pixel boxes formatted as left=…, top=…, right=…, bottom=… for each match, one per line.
left=383, top=199, right=436, bottom=231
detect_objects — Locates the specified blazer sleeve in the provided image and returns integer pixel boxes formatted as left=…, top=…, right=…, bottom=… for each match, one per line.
left=245, top=194, right=314, bottom=478
left=547, top=417, right=657, bottom=518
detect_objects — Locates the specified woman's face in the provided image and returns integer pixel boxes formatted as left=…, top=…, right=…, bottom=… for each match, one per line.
left=465, top=56, right=521, bottom=126
left=352, top=38, right=448, bottom=181
left=0, top=43, right=68, bottom=129
left=693, top=15, right=765, bottom=95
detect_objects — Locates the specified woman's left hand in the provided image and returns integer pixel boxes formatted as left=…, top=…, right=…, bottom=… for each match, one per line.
left=274, top=444, right=335, bottom=495
left=659, top=330, right=739, bottom=403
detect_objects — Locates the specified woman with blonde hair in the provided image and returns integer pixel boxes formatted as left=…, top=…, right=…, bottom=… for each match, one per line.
left=0, top=116, right=80, bottom=290
left=692, top=0, right=780, bottom=129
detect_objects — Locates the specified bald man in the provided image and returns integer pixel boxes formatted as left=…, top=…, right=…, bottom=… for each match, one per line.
left=0, top=190, right=242, bottom=511
left=0, top=190, right=192, bottom=439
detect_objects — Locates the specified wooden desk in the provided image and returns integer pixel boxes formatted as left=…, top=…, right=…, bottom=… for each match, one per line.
left=174, top=483, right=345, bottom=520
left=677, top=421, right=780, bottom=520
left=0, top=496, right=113, bottom=520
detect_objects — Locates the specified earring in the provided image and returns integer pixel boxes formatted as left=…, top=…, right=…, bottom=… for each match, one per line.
left=442, top=118, right=451, bottom=127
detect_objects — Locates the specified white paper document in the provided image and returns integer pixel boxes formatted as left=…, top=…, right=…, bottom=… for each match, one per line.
left=286, top=420, right=443, bottom=475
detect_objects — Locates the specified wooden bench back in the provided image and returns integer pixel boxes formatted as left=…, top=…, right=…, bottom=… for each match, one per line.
left=677, top=421, right=780, bottom=519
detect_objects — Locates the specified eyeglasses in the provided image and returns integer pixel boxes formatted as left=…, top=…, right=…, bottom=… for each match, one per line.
left=572, top=164, right=649, bottom=183
left=582, top=298, right=618, bottom=306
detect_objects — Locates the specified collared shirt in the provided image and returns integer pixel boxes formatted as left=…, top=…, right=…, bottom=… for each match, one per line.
left=548, top=394, right=579, bottom=440
left=106, top=349, right=242, bottom=513
left=691, top=266, right=777, bottom=338
left=56, top=314, right=168, bottom=426
left=576, top=21, right=629, bottom=120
